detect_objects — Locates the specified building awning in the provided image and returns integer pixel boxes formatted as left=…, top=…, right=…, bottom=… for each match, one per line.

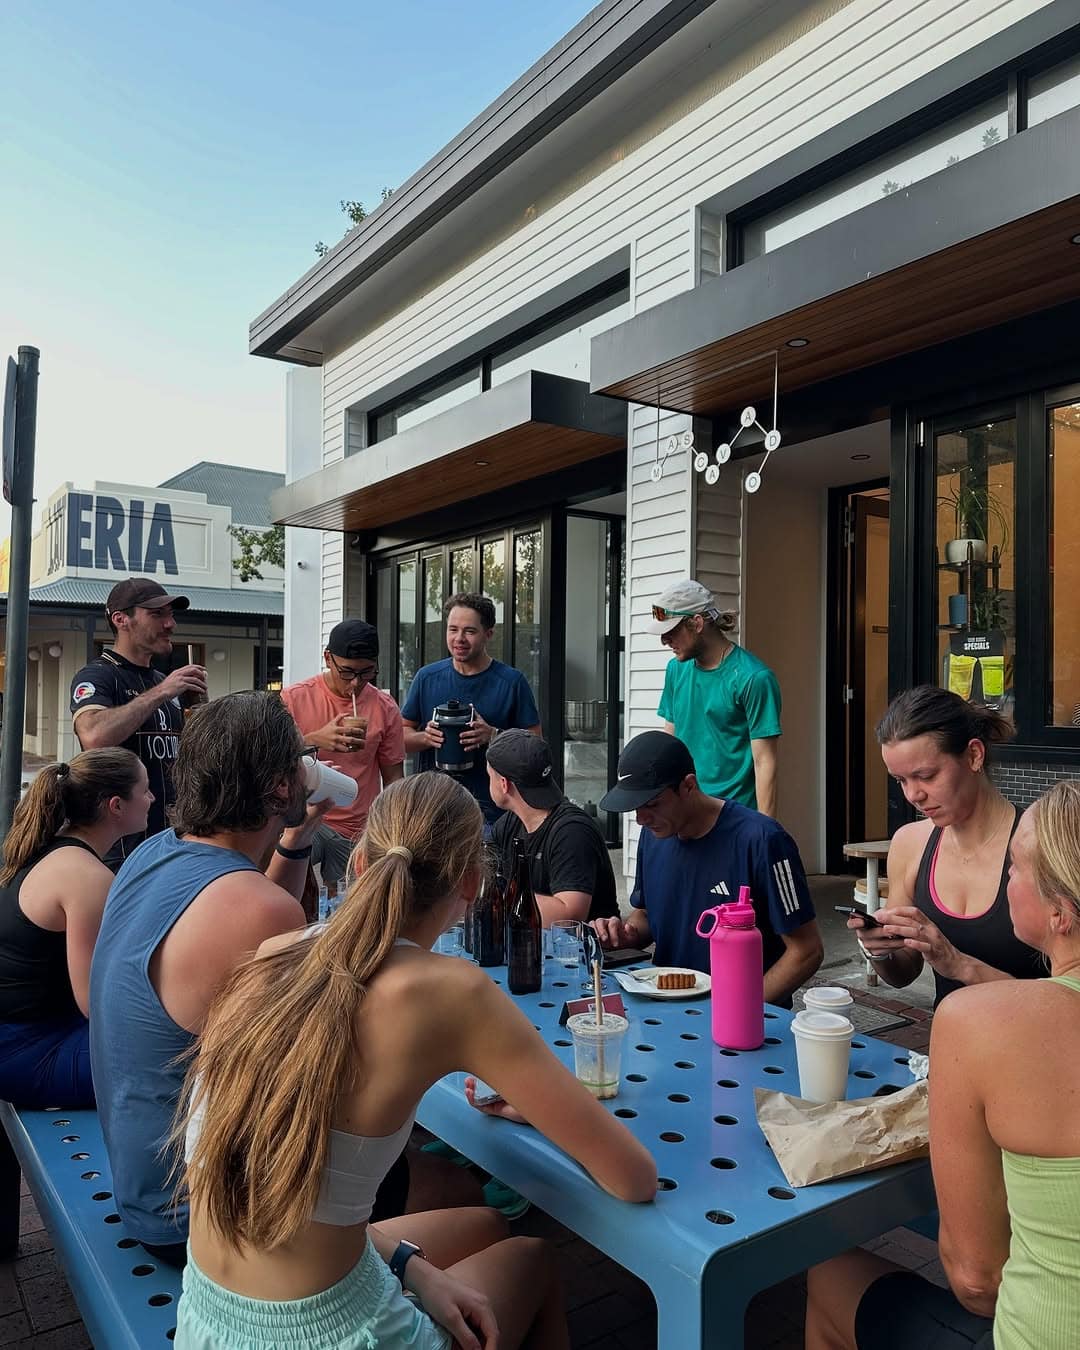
left=591, top=105, right=1080, bottom=417
left=271, top=371, right=626, bottom=532
left=0, top=579, right=283, bottom=618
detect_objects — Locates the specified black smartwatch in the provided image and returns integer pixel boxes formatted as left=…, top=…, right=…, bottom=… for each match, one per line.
left=389, top=1239, right=425, bottom=1287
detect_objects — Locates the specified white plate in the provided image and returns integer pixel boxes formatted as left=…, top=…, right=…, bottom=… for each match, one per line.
left=611, top=966, right=711, bottom=999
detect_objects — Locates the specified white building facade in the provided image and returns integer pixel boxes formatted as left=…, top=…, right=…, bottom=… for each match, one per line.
left=260, top=0, right=1080, bottom=874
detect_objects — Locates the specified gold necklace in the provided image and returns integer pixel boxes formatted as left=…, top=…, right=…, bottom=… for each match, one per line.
left=948, top=800, right=1011, bottom=865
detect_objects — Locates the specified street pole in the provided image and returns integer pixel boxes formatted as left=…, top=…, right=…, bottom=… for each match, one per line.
left=0, top=346, right=40, bottom=845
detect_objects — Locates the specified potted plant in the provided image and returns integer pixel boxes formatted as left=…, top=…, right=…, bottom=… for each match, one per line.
left=938, top=479, right=1010, bottom=565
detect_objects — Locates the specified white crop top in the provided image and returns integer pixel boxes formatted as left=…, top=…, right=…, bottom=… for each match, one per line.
left=185, top=935, right=420, bottom=1227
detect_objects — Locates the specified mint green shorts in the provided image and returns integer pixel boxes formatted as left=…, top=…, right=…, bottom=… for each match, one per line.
left=174, top=1240, right=453, bottom=1349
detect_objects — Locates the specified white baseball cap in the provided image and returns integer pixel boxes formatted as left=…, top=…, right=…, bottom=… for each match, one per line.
left=645, top=578, right=717, bottom=634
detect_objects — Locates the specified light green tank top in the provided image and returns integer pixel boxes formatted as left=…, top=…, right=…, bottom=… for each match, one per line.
left=994, top=974, right=1080, bottom=1350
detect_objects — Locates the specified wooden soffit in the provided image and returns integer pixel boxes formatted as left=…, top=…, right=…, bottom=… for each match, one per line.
left=591, top=107, right=1080, bottom=416
left=271, top=371, right=625, bottom=533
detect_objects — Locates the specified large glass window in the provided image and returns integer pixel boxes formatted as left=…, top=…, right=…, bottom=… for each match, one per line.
left=397, top=560, right=417, bottom=705
left=374, top=366, right=482, bottom=442
left=743, top=96, right=1008, bottom=259
left=490, top=285, right=631, bottom=387
left=481, top=537, right=506, bottom=663
left=513, top=530, right=542, bottom=705
left=1027, top=51, right=1080, bottom=128
left=934, top=418, right=1016, bottom=711
left=422, top=553, right=444, bottom=666
left=375, top=566, right=393, bottom=692
left=450, top=546, right=473, bottom=595
left=1048, top=400, right=1080, bottom=726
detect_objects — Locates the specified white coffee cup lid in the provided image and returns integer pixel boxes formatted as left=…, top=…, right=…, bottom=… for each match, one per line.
left=805, top=986, right=854, bottom=1007
left=792, top=1009, right=854, bottom=1038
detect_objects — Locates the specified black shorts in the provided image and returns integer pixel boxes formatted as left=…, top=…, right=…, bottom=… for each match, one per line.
left=369, top=1149, right=411, bottom=1223
left=856, top=1272, right=994, bottom=1349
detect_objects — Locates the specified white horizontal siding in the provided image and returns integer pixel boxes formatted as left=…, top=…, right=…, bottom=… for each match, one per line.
left=320, top=534, right=345, bottom=644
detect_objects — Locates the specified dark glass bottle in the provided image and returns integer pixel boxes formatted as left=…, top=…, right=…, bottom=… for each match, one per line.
left=471, top=859, right=505, bottom=967
left=505, top=840, right=542, bottom=994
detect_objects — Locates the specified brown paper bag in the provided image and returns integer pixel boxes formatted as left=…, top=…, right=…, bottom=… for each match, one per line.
left=754, top=1080, right=929, bottom=1187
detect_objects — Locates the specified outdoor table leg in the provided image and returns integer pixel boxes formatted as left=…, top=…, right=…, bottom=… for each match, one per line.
left=863, top=857, right=881, bottom=987
left=652, top=1267, right=714, bottom=1350
left=0, top=1128, right=19, bottom=1259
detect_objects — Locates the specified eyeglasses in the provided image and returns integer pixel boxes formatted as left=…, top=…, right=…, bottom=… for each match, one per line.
left=328, top=655, right=379, bottom=684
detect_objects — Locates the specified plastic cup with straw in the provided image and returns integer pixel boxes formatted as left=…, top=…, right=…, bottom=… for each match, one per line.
left=567, top=959, right=628, bottom=1099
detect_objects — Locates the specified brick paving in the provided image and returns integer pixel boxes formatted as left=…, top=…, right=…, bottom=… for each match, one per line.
left=0, top=980, right=932, bottom=1348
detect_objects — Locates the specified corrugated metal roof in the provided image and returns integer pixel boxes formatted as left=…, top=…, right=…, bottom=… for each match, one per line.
left=158, top=462, right=285, bottom=526
left=0, top=578, right=282, bottom=617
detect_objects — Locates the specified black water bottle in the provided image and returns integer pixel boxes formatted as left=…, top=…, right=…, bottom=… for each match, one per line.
left=505, top=840, right=542, bottom=994
left=472, top=854, right=506, bottom=967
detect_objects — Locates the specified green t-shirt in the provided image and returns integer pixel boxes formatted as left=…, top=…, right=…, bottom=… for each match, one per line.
left=657, top=645, right=781, bottom=808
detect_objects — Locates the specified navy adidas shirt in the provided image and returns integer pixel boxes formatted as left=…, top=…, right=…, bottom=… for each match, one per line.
left=631, top=801, right=814, bottom=992
left=401, top=658, right=540, bottom=824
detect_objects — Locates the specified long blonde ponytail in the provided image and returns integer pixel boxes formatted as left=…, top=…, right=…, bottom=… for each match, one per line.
left=177, top=771, right=483, bottom=1250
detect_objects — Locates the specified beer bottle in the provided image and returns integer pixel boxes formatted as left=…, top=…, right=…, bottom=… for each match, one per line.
left=505, top=840, right=541, bottom=994
left=472, top=856, right=505, bottom=967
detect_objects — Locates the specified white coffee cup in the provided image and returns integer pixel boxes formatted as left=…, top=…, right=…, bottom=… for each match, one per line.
left=802, top=986, right=855, bottom=1017
left=302, top=758, right=358, bottom=808
left=791, top=1009, right=854, bottom=1103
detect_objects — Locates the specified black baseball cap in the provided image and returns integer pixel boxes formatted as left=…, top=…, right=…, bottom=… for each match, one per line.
left=599, top=731, right=695, bottom=813
left=487, top=729, right=563, bottom=809
left=326, top=620, right=379, bottom=661
left=106, top=578, right=189, bottom=617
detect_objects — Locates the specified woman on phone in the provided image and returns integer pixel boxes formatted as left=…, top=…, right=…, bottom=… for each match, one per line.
left=807, top=779, right=1080, bottom=1349
left=849, top=686, right=1040, bottom=1005
left=175, top=771, right=656, bottom=1350
left=0, top=750, right=152, bottom=1106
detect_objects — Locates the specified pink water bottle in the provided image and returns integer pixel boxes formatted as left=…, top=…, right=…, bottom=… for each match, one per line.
left=695, top=887, right=763, bottom=1050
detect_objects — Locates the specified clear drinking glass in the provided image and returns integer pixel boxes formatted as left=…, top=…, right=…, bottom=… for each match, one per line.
left=436, top=924, right=466, bottom=958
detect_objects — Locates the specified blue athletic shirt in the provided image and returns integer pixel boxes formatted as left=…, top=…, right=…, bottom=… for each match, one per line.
left=631, top=801, right=814, bottom=988
left=401, top=658, right=540, bottom=823
left=89, top=829, right=259, bottom=1245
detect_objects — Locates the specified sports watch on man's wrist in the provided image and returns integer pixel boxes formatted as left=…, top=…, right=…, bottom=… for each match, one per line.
left=389, top=1239, right=425, bottom=1287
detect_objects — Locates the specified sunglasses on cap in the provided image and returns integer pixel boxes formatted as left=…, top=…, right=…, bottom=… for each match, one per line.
left=651, top=604, right=721, bottom=623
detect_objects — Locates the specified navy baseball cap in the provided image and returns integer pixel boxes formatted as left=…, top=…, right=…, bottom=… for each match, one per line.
left=487, top=729, right=563, bottom=809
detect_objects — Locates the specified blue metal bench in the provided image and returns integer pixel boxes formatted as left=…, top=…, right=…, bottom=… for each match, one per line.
left=0, top=1102, right=182, bottom=1348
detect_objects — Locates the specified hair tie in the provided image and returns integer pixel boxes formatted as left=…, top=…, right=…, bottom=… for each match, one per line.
left=55, top=763, right=70, bottom=780
left=384, top=845, right=413, bottom=864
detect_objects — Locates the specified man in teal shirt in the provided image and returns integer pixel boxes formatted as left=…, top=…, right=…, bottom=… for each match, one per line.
left=650, top=578, right=781, bottom=816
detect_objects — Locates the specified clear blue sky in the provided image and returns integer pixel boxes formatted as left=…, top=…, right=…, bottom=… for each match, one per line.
left=1, top=0, right=595, bottom=530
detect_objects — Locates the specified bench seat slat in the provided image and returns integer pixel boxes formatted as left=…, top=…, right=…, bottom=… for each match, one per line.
left=1, top=1103, right=181, bottom=1349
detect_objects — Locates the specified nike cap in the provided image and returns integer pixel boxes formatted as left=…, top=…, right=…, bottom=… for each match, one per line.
left=599, top=731, right=695, bottom=813
left=487, top=728, right=563, bottom=810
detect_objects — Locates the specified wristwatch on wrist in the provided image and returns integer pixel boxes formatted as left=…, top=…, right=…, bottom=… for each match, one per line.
left=389, top=1239, right=425, bottom=1287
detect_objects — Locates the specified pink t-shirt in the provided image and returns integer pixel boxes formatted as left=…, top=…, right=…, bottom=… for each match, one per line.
left=280, top=676, right=405, bottom=842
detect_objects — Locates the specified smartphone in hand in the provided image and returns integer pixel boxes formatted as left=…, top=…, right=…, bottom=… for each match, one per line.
left=833, top=904, right=884, bottom=928
left=471, top=1079, right=504, bottom=1107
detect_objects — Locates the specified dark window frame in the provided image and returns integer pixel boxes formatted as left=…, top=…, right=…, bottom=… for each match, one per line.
left=894, top=377, right=1080, bottom=759
left=364, top=272, right=630, bottom=446
left=727, top=25, right=1080, bottom=269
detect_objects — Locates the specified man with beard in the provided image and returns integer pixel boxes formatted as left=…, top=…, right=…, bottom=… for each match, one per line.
left=401, top=592, right=540, bottom=830
left=70, top=577, right=208, bottom=862
left=89, top=692, right=326, bottom=1267
left=649, top=578, right=782, bottom=817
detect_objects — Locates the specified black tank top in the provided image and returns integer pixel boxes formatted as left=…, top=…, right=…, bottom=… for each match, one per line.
left=0, top=838, right=100, bottom=1022
left=914, top=806, right=1042, bottom=1005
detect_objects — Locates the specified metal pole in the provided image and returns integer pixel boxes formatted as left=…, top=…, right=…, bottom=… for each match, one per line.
left=0, top=347, right=40, bottom=845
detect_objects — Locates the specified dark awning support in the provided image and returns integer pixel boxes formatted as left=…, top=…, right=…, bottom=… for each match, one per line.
left=271, top=371, right=626, bottom=533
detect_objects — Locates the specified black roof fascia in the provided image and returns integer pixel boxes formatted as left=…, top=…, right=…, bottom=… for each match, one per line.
left=589, top=104, right=1080, bottom=402
left=250, top=0, right=715, bottom=364
left=270, top=370, right=626, bottom=525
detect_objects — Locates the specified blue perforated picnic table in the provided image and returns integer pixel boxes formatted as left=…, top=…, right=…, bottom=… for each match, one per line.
left=417, top=960, right=934, bottom=1350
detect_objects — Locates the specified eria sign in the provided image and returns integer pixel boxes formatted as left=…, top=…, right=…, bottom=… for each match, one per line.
left=53, top=493, right=179, bottom=574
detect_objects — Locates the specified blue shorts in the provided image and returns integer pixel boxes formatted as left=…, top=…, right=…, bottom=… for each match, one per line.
left=0, top=1015, right=93, bottom=1108
left=175, top=1240, right=453, bottom=1349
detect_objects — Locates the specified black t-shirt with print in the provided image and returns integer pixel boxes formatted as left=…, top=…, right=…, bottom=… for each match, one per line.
left=69, top=649, right=182, bottom=850
left=491, top=800, right=619, bottom=922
